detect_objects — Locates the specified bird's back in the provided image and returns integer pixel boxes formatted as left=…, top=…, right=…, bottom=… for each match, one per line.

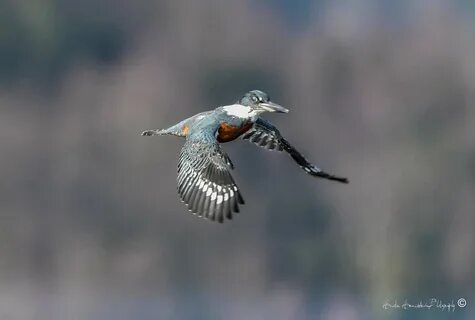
left=179, top=106, right=254, bottom=143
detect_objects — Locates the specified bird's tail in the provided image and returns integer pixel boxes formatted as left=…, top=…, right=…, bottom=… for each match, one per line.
left=141, top=129, right=168, bottom=136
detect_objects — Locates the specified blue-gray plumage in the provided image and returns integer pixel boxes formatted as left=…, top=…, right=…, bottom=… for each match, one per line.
left=142, top=90, right=348, bottom=223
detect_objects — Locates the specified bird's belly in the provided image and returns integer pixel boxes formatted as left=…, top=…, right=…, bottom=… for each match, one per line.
left=217, top=122, right=253, bottom=143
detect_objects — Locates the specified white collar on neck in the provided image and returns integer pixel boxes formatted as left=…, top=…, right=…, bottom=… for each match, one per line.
left=222, top=104, right=259, bottom=119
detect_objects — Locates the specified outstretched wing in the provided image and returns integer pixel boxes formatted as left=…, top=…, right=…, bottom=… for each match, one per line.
left=178, top=128, right=244, bottom=222
left=242, top=118, right=349, bottom=183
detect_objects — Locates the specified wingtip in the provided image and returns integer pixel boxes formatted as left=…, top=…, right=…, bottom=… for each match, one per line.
left=338, top=177, right=349, bottom=184
left=331, top=176, right=349, bottom=184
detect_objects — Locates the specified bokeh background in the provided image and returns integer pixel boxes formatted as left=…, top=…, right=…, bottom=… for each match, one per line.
left=1, top=0, right=474, bottom=319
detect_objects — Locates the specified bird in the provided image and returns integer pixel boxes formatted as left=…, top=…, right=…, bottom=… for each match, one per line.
left=141, top=90, right=348, bottom=223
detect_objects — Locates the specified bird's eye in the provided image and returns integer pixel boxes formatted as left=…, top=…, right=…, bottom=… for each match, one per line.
left=251, top=96, right=258, bottom=102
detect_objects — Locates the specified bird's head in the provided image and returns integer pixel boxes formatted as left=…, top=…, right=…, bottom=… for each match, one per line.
left=238, top=90, right=289, bottom=114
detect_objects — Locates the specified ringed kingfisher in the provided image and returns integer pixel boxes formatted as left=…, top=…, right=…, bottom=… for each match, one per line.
left=142, top=90, right=348, bottom=223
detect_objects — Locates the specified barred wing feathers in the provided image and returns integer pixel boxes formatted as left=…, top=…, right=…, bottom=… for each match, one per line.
left=178, top=130, right=244, bottom=222
left=243, top=118, right=348, bottom=183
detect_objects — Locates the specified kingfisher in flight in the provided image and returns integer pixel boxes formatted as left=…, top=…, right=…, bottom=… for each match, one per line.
left=142, top=90, right=348, bottom=223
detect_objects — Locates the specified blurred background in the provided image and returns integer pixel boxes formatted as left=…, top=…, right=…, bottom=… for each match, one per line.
left=1, top=0, right=474, bottom=319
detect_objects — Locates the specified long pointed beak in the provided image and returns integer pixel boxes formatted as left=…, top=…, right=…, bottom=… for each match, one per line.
left=258, top=101, right=289, bottom=113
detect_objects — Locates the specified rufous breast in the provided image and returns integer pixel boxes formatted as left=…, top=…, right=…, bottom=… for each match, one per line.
left=217, top=122, right=253, bottom=143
